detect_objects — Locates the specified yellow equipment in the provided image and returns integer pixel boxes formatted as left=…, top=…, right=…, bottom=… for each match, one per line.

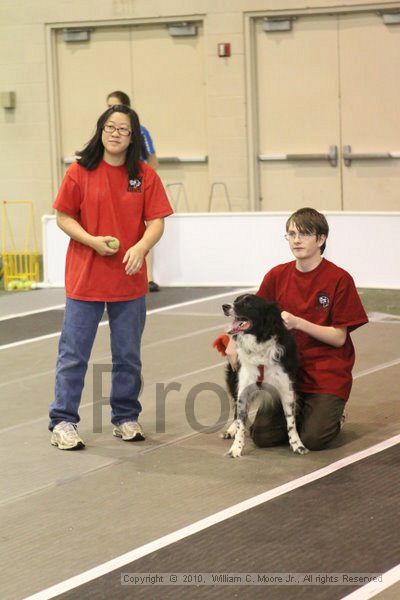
left=1, top=201, right=40, bottom=291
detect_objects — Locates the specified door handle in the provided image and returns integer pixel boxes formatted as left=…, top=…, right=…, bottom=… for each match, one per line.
left=259, top=145, right=338, bottom=167
left=158, top=155, right=208, bottom=164
left=343, top=145, right=400, bottom=167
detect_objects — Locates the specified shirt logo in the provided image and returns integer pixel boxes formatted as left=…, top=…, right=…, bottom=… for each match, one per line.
left=128, top=177, right=142, bottom=192
left=317, top=292, right=330, bottom=309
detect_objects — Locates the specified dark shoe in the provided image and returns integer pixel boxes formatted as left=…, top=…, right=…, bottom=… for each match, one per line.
left=149, top=281, right=160, bottom=292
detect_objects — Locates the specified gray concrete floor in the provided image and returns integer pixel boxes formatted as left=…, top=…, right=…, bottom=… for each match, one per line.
left=0, top=288, right=399, bottom=599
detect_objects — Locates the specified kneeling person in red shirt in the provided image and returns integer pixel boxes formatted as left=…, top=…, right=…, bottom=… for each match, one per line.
left=223, top=207, right=368, bottom=451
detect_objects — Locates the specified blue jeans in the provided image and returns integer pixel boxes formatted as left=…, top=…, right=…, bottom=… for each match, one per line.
left=49, top=297, right=146, bottom=430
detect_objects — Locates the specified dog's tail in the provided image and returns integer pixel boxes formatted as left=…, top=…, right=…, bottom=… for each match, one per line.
left=254, top=389, right=284, bottom=419
left=250, top=387, right=301, bottom=441
left=249, top=390, right=286, bottom=445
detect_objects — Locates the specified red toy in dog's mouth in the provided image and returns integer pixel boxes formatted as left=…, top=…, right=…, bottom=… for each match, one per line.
left=226, top=317, right=252, bottom=335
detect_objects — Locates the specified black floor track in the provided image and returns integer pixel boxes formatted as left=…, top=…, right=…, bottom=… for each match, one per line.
left=56, top=444, right=400, bottom=599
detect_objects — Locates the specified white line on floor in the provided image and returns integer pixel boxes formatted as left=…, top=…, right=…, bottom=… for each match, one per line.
left=0, top=287, right=254, bottom=321
left=340, top=563, right=400, bottom=600
left=0, top=288, right=252, bottom=351
left=146, top=288, right=255, bottom=315
left=0, top=303, right=66, bottom=322
left=0, top=458, right=120, bottom=508
left=23, top=434, right=400, bottom=600
left=0, top=346, right=399, bottom=438
left=143, top=324, right=224, bottom=349
left=163, top=311, right=223, bottom=317
left=0, top=361, right=226, bottom=435
left=3, top=297, right=396, bottom=324
left=1, top=291, right=398, bottom=353
left=368, top=312, right=400, bottom=322
left=0, top=319, right=226, bottom=391
left=0, top=330, right=61, bottom=350
left=353, top=358, right=400, bottom=380
left=1, top=352, right=398, bottom=507
left=1, top=328, right=398, bottom=399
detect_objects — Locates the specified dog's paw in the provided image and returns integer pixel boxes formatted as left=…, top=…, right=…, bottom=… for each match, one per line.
left=227, top=441, right=243, bottom=458
left=292, top=444, right=309, bottom=455
left=221, top=421, right=238, bottom=439
left=227, top=448, right=242, bottom=458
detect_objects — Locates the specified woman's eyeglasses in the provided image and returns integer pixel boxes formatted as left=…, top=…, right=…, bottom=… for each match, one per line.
left=103, top=124, right=132, bottom=137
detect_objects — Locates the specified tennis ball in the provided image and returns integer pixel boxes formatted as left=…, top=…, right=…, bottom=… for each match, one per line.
left=107, top=238, right=120, bottom=250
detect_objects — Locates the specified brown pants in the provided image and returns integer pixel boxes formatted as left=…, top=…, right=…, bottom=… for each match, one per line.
left=250, top=391, right=345, bottom=451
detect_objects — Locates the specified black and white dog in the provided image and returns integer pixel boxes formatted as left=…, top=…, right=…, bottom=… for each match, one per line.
left=222, top=294, right=308, bottom=458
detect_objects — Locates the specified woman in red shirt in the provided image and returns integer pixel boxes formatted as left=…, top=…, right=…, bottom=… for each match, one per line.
left=49, top=105, right=173, bottom=450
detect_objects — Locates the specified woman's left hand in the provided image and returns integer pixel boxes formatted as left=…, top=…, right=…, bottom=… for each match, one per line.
left=122, top=244, right=146, bottom=275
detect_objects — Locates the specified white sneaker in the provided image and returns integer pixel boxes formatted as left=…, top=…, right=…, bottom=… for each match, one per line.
left=51, top=421, right=85, bottom=450
left=113, top=421, right=145, bottom=442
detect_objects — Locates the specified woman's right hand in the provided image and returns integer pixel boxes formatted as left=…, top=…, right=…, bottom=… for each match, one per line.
left=55, top=212, right=119, bottom=256
left=90, top=236, right=119, bottom=256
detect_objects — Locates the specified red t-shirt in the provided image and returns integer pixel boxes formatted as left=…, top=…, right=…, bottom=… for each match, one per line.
left=53, top=160, right=173, bottom=301
left=256, top=259, right=368, bottom=401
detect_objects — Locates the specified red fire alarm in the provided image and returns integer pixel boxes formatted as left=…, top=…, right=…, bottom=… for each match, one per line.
left=217, top=43, right=231, bottom=57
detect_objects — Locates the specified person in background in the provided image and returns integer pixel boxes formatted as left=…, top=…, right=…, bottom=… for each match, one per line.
left=214, top=207, right=368, bottom=451
left=107, top=91, right=160, bottom=292
left=49, top=104, right=173, bottom=450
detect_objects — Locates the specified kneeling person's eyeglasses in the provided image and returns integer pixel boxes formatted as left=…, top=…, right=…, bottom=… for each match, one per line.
left=284, top=232, right=315, bottom=241
left=103, top=124, right=132, bottom=136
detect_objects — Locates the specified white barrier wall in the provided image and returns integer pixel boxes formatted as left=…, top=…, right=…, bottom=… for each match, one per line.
left=42, top=213, right=400, bottom=289
left=42, top=215, right=70, bottom=286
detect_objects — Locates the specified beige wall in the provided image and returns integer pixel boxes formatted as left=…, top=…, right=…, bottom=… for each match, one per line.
left=0, top=0, right=399, bottom=248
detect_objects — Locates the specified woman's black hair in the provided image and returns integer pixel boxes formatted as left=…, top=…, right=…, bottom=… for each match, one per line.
left=77, top=105, right=142, bottom=180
